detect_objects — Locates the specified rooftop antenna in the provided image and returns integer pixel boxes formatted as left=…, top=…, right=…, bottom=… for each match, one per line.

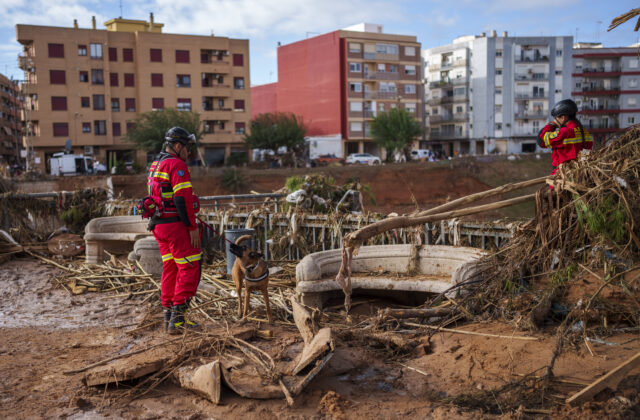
left=119, top=0, right=123, bottom=18
left=596, top=20, right=602, bottom=42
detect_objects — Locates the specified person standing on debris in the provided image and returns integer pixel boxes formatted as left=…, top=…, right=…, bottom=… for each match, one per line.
left=538, top=99, right=593, bottom=176
left=147, top=127, right=202, bottom=333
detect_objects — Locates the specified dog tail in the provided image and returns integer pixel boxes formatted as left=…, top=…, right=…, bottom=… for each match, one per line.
left=235, top=234, right=252, bottom=246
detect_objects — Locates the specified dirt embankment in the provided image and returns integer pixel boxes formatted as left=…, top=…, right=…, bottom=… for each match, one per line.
left=109, top=155, right=552, bottom=217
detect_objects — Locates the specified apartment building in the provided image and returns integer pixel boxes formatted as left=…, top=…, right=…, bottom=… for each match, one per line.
left=0, top=73, right=22, bottom=165
left=17, top=15, right=250, bottom=172
left=572, top=44, right=640, bottom=144
left=251, top=23, right=422, bottom=158
left=423, top=32, right=573, bottom=156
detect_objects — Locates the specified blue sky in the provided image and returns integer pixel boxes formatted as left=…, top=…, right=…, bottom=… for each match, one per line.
left=0, top=0, right=638, bottom=86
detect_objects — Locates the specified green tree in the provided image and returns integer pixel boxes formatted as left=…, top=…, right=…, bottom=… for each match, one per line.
left=370, top=108, right=423, bottom=163
left=243, top=112, right=307, bottom=156
left=124, top=108, right=203, bottom=154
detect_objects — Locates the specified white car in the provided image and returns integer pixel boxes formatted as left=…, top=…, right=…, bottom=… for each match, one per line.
left=345, top=153, right=381, bottom=165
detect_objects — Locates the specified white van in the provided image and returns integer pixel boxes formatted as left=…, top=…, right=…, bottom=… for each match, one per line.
left=410, top=149, right=433, bottom=160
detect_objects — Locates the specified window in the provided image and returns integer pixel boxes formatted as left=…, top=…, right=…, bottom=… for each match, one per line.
left=124, top=73, right=135, bottom=87
left=51, top=96, right=67, bottom=111
left=112, top=122, right=121, bottom=136
left=79, top=71, right=89, bottom=83
left=78, top=45, right=87, bottom=56
left=235, top=122, right=246, bottom=134
left=496, top=50, right=503, bottom=57
left=48, top=43, right=64, bottom=58
left=404, top=46, right=415, bottom=56
left=152, top=98, right=164, bottom=110
left=91, top=69, right=104, bottom=85
left=404, top=65, right=416, bottom=75
left=109, top=47, right=117, bottom=62
left=495, top=104, right=502, bottom=112
left=456, top=106, right=463, bottom=113
left=628, top=117, right=636, bottom=124
left=175, top=50, right=190, bottom=63
left=123, top=48, right=134, bottom=62
left=90, top=43, right=102, bottom=59
left=575, top=82, right=582, bottom=88
left=405, top=103, right=416, bottom=113
left=177, top=98, right=192, bottom=111
left=496, top=69, right=503, bottom=75
left=125, top=98, right=136, bottom=112
left=234, top=77, right=245, bottom=89
left=404, top=84, right=416, bottom=94
left=349, top=43, right=361, bottom=53
left=376, top=43, right=398, bottom=54
left=556, top=49, right=562, bottom=56
left=94, top=120, right=107, bottom=135
left=81, top=96, right=90, bottom=108
left=110, top=72, right=118, bottom=86
left=629, top=98, right=637, bottom=106
left=150, top=48, right=162, bottom=62
left=350, top=122, right=362, bottom=131
left=495, top=123, right=502, bottom=130
left=176, top=74, right=191, bottom=87
left=378, top=103, right=385, bottom=111
left=151, top=73, right=163, bottom=87
left=234, top=99, right=245, bottom=111
left=82, top=122, right=91, bottom=133
left=233, top=54, right=244, bottom=66
left=350, top=82, right=362, bottom=92
left=495, top=88, right=502, bottom=94
left=349, top=62, right=361, bottom=72
left=389, top=64, right=398, bottom=73
left=126, top=122, right=136, bottom=133
left=50, top=70, right=66, bottom=84
left=349, top=101, right=362, bottom=112
left=377, top=63, right=386, bottom=72
left=555, top=70, right=562, bottom=75
left=379, top=82, right=396, bottom=92
left=454, top=87, right=465, bottom=96
left=111, top=98, right=120, bottom=112
left=630, top=59, right=639, bottom=69
left=53, top=122, right=69, bottom=137
left=630, top=78, right=638, bottom=87
left=93, top=94, right=105, bottom=110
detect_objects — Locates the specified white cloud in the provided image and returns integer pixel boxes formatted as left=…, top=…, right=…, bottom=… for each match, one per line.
left=131, top=0, right=405, bottom=39
left=0, top=0, right=107, bottom=29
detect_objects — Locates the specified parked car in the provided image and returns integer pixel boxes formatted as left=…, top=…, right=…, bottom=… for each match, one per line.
left=313, top=154, right=345, bottom=166
left=410, top=149, right=435, bottom=161
left=345, top=153, right=381, bottom=165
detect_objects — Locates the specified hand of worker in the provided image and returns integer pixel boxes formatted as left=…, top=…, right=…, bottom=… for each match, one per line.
left=189, top=228, right=201, bottom=249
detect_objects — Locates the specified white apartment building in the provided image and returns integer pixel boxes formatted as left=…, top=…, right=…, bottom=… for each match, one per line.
left=423, top=31, right=573, bottom=156
left=572, top=44, right=640, bottom=144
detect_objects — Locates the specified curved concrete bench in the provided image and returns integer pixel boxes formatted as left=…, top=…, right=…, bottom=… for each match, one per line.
left=84, top=216, right=152, bottom=264
left=295, top=244, right=487, bottom=308
left=128, top=236, right=162, bottom=276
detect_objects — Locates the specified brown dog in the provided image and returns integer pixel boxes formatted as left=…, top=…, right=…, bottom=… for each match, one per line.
left=231, top=235, right=272, bottom=323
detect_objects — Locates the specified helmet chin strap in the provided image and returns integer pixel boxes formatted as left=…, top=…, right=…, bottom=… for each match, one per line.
left=166, top=142, right=186, bottom=161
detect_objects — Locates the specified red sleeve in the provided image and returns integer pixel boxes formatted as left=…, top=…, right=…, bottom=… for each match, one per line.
left=540, top=125, right=575, bottom=149
left=170, top=160, right=197, bottom=230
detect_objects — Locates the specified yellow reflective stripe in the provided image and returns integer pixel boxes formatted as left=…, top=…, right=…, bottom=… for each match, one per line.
left=543, top=130, right=558, bottom=148
left=154, top=172, right=170, bottom=180
left=174, top=253, right=202, bottom=264
left=161, top=253, right=173, bottom=262
left=161, top=191, right=174, bottom=198
left=173, top=182, right=192, bottom=192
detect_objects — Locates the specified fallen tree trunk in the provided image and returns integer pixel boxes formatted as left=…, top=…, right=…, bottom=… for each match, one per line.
left=345, top=193, right=536, bottom=247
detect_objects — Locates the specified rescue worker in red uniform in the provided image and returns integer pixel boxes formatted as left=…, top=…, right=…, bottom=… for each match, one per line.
left=538, top=99, right=593, bottom=176
left=147, top=127, right=201, bottom=333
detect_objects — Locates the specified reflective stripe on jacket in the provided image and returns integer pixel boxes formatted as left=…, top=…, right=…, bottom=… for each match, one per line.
left=537, top=120, right=593, bottom=168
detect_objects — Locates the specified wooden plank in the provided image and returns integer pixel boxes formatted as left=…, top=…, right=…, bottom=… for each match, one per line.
left=567, top=351, right=640, bottom=406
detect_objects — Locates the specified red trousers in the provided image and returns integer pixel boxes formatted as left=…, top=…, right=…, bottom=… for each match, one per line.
left=152, top=221, right=201, bottom=307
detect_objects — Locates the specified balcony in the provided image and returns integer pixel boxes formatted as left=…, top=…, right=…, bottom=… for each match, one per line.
left=514, top=111, right=547, bottom=119
left=18, top=55, right=35, bottom=71
left=364, top=110, right=375, bottom=118
left=363, top=52, right=399, bottom=61
left=515, top=73, right=548, bottom=81
left=515, top=55, right=549, bottom=63
left=578, top=105, right=622, bottom=114
left=572, top=86, right=621, bottom=96
left=427, top=95, right=468, bottom=105
left=363, top=72, right=399, bottom=81
left=429, top=114, right=467, bottom=124
left=573, top=66, right=623, bottom=77
left=512, top=129, right=541, bottom=136
left=429, top=77, right=467, bottom=89
left=515, top=93, right=547, bottom=100
left=364, top=91, right=397, bottom=100
left=429, top=129, right=467, bottom=140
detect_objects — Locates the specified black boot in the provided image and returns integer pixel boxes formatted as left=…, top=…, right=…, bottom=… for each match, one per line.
left=163, top=306, right=173, bottom=332
left=168, top=303, right=199, bottom=334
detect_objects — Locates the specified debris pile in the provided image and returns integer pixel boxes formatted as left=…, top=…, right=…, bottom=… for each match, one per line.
left=280, top=174, right=374, bottom=213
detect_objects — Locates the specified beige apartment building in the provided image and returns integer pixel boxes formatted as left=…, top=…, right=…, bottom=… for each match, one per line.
left=0, top=73, right=22, bottom=166
left=17, top=15, right=251, bottom=172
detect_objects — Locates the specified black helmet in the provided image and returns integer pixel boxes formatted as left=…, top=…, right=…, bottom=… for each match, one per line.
left=165, top=127, right=195, bottom=145
left=551, top=99, right=578, bottom=118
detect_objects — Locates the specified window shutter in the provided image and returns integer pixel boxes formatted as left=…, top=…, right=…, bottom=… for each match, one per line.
left=151, top=73, right=163, bottom=87
left=48, top=44, right=64, bottom=58
left=50, top=70, right=66, bottom=84
left=124, top=73, right=135, bottom=86
left=175, top=50, right=190, bottom=63
left=125, top=98, right=136, bottom=112
left=233, top=54, right=243, bottom=66
left=123, top=48, right=134, bottom=62
left=234, top=99, right=245, bottom=110
left=109, top=47, right=117, bottom=61
left=152, top=98, right=164, bottom=109
left=110, top=73, right=119, bottom=86
left=112, top=122, right=121, bottom=136
left=51, top=96, right=67, bottom=111
left=52, top=123, right=69, bottom=137
left=150, top=48, right=162, bottom=62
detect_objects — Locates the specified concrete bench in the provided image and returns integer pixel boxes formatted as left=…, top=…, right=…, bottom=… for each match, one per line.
left=84, top=216, right=152, bottom=264
left=295, top=244, right=487, bottom=308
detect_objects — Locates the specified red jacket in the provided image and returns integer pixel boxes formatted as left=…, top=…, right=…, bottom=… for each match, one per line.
left=147, top=152, right=198, bottom=230
left=538, top=120, right=593, bottom=168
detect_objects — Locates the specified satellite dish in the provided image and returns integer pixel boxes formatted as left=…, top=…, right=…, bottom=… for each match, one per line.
left=64, top=139, right=72, bottom=154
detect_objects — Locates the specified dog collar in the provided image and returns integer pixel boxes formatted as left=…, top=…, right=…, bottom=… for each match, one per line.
left=244, top=271, right=268, bottom=282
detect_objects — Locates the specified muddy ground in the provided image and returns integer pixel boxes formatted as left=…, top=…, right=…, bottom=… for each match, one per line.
left=1, top=257, right=639, bottom=419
